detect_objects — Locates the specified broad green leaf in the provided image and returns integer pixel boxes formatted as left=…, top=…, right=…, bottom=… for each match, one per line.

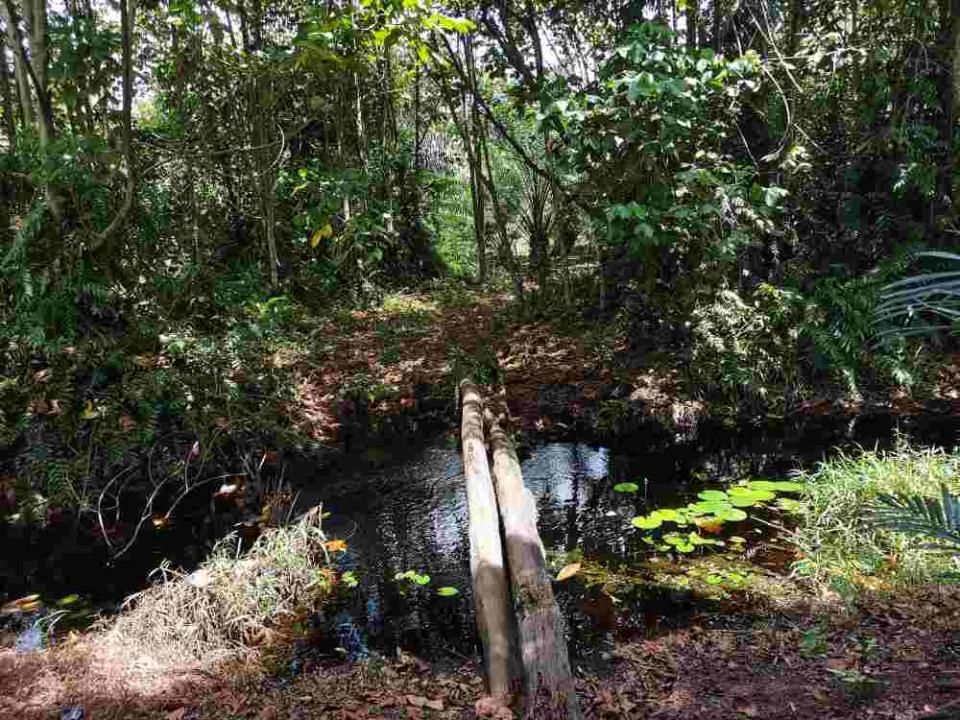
left=613, top=482, right=640, bottom=493
left=748, top=480, right=805, bottom=493
left=631, top=515, right=662, bottom=530
left=436, top=586, right=459, bottom=597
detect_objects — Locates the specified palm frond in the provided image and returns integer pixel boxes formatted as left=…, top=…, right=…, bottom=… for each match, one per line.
left=875, top=251, right=960, bottom=335
left=869, top=485, right=960, bottom=553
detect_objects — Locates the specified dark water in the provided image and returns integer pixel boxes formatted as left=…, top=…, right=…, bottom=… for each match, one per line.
left=289, top=412, right=960, bottom=660
left=2, top=412, right=958, bottom=660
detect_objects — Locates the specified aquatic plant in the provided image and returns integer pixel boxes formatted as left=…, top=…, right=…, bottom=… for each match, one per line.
left=629, top=480, right=804, bottom=548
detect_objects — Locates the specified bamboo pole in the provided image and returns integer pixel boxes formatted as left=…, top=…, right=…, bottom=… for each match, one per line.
left=486, top=409, right=581, bottom=720
left=459, top=379, right=519, bottom=700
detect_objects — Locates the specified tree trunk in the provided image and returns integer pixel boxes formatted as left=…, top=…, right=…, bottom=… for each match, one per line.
left=687, top=0, right=699, bottom=50
left=485, top=410, right=580, bottom=720
left=90, top=0, right=135, bottom=250
left=937, top=0, right=960, bottom=220
left=787, top=0, right=803, bottom=55
left=3, top=0, right=61, bottom=221
left=459, top=380, right=520, bottom=701
left=2, top=3, right=32, bottom=128
left=0, top=31, right=16, bottom=147
left=712, top=0, right=722, bottom=52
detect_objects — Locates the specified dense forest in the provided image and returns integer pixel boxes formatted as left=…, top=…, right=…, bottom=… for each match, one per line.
left=0, top=0, right=959, bottom=718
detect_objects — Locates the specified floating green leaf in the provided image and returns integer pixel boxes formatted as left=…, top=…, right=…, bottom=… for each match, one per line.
left=716, top=507, right=748, bottom=522
left=631, top=514, right=663, bottom=530
left=436, top=586, right=459, bottom=597
left=748, top=480, right=805, bottom=493
left=697, top=489, right=728, bottom=502
left=613, top=482, right=640, bottom=493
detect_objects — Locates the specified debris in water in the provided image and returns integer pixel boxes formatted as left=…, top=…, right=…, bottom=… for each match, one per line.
left=15, top=624, right=43, bottom=653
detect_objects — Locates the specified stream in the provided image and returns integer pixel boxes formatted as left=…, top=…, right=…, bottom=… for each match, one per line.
left=288, top=412, right=960, bottom=661
left=1, top=411, right=958, bottom=661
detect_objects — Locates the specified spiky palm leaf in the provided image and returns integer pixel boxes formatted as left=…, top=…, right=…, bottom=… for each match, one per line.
left=869, top=485, right=960, bottom=553
left=875, top=251, right=960, bottom=338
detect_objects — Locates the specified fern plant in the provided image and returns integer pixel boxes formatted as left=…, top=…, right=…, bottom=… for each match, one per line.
left=870, top=485, right=960, bottom=555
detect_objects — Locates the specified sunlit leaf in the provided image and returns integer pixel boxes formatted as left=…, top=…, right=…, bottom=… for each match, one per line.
left=613, top=482, right=640, bottom=493
left=324, top=539, right=348, bottom=552
left=748, top=480, right=805, bottom=493
left=555, top=562, right=582, bottom=581
left=80, top=401, right=99, bottom=420
left=436, top=586, right=460, bottom=596
left=631, top=515, right=662, bottom=530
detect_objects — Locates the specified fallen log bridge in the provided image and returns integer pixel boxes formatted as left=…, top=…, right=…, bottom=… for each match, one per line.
left=459, top=379, right=581, bottom=719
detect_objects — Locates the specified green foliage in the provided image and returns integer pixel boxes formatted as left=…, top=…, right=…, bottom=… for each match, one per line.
left=792, top=445, right=960, bottom=587
left=548, top=23, right=784, bottom=311
left=804, top=254, right=921, bottom=391
left=689, top=284, right=806, bottom=402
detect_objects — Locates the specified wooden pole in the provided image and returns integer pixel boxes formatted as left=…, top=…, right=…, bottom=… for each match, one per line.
left=459, top=379, right=519, bottom=700
left=485, top=410, right=581, bottom=719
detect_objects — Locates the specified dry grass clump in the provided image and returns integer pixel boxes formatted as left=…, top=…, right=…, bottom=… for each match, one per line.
left=104, top=507, right=334, bottom=668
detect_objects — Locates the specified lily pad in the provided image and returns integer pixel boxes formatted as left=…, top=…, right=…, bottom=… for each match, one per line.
left=748, top=479, right=805, bottom=493
left=631, top=514, right=663, bottom=530
left=697, top=489, right=728, bottom=502
left=613, top=482, right=640, bottom=493
left=689, top=500, right=734, bottom=516
left=715, top=507, right=748, bottom=522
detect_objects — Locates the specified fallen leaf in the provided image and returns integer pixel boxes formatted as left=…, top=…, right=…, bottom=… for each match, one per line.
left=556, top=562, right=581, bottom=582
left=324, top=539, right=348, bottom=552
left=214, top=482, right=241, bottom=499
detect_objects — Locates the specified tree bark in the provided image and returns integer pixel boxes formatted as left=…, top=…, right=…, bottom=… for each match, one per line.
left=712, top=0, right=722, bottom=52
left=485, top=410, right=580, bottom=720
left=787, top=0, right=803, bottom=55
left=687, top=0, right=699, bottom=50
left=459, top=380, right=520, bottom=700
left=0, top=30, right=16, bottom=147
left=2, top=3, right=31, bottom=128
left=937, top=0, right=960, bottom=219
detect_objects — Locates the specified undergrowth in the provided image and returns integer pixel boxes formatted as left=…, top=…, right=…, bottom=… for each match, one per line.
left=792, top=443, right=960, bottom=589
